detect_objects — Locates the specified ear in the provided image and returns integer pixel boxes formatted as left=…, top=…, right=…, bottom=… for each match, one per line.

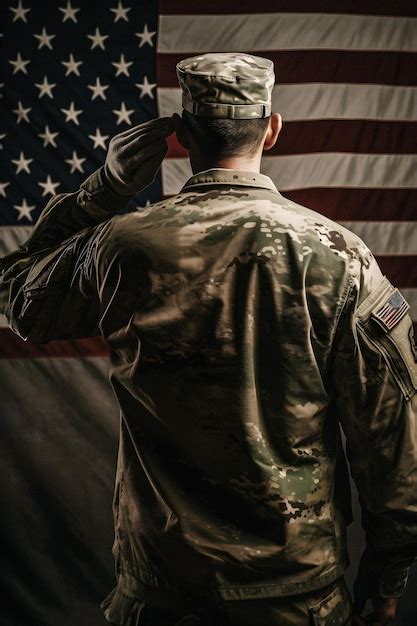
left=263, top=113, right=282, bottom=151
left=173, top=112, right=191, bottom=150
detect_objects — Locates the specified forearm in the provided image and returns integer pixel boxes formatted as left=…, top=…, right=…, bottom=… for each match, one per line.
left=9, top=166, right=132, bottom=258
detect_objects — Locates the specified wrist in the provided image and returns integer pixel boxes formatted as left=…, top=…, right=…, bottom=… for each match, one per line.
left=102, top=164, right=136, bottom=197
left=80, top=166, right=135, bottom=213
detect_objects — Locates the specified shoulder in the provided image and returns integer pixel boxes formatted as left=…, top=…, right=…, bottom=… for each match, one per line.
left=269, top=192, right=370, bottom=257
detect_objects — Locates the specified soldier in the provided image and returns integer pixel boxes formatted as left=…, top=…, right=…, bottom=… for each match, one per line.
left=1, top=52, right=416, bottom=626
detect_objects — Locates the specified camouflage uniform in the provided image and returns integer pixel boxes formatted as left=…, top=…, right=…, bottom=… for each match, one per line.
left=1, top=53, right=417, bottom=626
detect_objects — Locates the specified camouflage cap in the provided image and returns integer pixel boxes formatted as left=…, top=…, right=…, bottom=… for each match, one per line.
left=176, top=52, right=275, bottom=119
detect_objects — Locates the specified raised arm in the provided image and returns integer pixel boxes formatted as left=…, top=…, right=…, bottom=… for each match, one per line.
left=0, top=117, right=174, bottom=343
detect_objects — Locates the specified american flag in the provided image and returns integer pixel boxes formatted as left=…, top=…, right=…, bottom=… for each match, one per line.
left=1, top=2, right=416, bottom=625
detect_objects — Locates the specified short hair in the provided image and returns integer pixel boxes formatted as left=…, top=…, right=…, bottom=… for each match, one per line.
left=182, top=109, right=270, bottom=159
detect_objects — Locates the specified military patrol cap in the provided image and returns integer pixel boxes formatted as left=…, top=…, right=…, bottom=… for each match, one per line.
left=176, top=52, right=275, bottom=119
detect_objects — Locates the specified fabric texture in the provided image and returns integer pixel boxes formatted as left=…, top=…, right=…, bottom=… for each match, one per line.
left=176, top=53, right=274, bottom=118
left=108, top=575, right=353, bottom=626
left=1, top=167, right=416, bottom=625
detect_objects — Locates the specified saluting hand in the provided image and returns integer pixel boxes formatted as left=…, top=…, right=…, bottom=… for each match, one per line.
left=103, top=116, right=175, bottom=196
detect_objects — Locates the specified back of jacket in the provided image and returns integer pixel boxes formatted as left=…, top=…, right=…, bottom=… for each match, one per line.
left=93, top=169, right=417, bottom=615
left=1, top=167, right=416, bottom=622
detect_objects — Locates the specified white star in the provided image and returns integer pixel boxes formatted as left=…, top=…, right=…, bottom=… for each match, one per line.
left=65, top=150, right=86, bottom=174
left=9, top=1, right=30, bottom=22
left=38, top=125, right=58, bottom=148
left=58, top=1, right=79, bottom=22
left=88, top=128, right=109, bottom=150
left=13, top=101, right=31, bottom=123
left=61, top=102, right=82, bottom=125
left=87, top=77, right=109, bottom=101
left=38, top=175, right=60, bottom=196
left=0, top=182, right=10, bottom=198
left=12, top=151, right=33, bottom=174
left=135, top=75, right=156, bottom=99
left=61, top=53, right=82, bottom=76
left=110, top=1, right=130, bottom=22
left=9, top=52, right=30, bottom=74
left=112, top=53, right=132, bottom=77
left=135, top=23, right=156, bottom=48
left=112, top=102, right=134, bottom=125
left=87, top=27, right=108, bottom=50
left=34, top=27, right=55, bottom=50
left=14, top=199, right=36, bottom=222
left=35, top=76, right=56, bottom=99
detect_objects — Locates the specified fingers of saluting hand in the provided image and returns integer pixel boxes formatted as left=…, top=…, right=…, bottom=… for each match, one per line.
left=120, top=126, right=172, bottom=159
left=123, top=139, right=168, bottom=171
left=112, top=117, right=175, bottom=143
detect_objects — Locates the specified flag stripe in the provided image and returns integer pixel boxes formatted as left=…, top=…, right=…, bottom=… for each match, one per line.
left=158, top=50, right=417, bottom=87
left=158, top=13, right=417, bottom=53
left=375, top=258, right=417, bottom=288
left=167, top=120, right=417, bottom=157
left=280, top=189, right=417, bottom=222
left=159, top=1, right=417, bottom=17
left=161, top=155, right=417, bottom=194
left=0, top=329, right=109, bottom=358
left=161, top=187, right=417, bottom=222
left=338, top=222, right=416, bottom=256
left=158, top=84, right=417, bottom=122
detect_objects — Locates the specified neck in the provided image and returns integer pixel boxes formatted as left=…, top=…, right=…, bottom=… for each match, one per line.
left=190, top=151, right=262, bottom=175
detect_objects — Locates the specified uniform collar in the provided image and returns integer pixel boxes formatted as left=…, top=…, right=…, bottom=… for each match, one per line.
left=180, top=167, right=279, bottom=194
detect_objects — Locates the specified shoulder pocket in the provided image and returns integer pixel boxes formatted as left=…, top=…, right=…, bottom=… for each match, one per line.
left=355, top=276, right=417, bottom=401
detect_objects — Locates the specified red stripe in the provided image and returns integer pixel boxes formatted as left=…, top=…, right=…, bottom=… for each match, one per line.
left=159, top=0, right=417, bottom=15
left=166, top=120, right=417, bottom=158
left=278, top=189, right=417, bottom=221
left=274, top=120, right=417, bottom=155
left=375, top=256, right=417, bottom=288
left=0, top=332, right=109, bottom=359
left=157, top=51, right=417, bottom=87
left=164, top=178, right=417, bottom=222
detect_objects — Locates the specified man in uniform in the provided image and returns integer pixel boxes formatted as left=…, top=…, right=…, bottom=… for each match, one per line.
left=1, top=53, right=416, bottom=626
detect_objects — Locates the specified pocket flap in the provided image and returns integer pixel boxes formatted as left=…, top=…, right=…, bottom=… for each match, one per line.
left=308, top=578, right=352, bottom=625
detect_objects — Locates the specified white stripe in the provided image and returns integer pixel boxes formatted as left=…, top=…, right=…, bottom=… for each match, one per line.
left=158, top=13, right=417, bottom=53
left=162, top=154, right=417, bottom=193
left=157, top=84, right=417, bottom=122
left=0, top=314, right=9, bottom=329
left=339, top=222, right=417, bottom=256
left=0, top=225, right=34, bottom=256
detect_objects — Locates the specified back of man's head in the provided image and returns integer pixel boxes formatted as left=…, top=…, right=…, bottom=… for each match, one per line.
left=181, top=110, right=270, bottom=159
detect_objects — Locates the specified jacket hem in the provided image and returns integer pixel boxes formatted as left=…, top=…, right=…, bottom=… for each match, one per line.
left=100, top=557, right=350, bottom=624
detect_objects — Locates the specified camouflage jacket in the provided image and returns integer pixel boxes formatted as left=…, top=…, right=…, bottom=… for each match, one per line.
left=1, top=166, right=417, bottom=624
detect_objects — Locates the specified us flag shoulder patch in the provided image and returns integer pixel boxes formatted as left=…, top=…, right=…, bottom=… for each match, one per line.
left=371, top=288, right=410, bottom=332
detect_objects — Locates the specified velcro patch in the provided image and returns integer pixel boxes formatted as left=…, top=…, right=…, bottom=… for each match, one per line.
left=371, top=288, right=409, bottom=332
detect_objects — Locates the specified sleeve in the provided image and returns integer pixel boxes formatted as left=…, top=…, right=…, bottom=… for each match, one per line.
left=0, top=166, right=134, bottom=343
left=330, top=248, right=417, bottom=608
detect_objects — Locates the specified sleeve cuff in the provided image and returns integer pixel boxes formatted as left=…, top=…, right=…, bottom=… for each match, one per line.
left=79, top=166, right=135, bottom=214
left=378, top=557, right=416, bottom=598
